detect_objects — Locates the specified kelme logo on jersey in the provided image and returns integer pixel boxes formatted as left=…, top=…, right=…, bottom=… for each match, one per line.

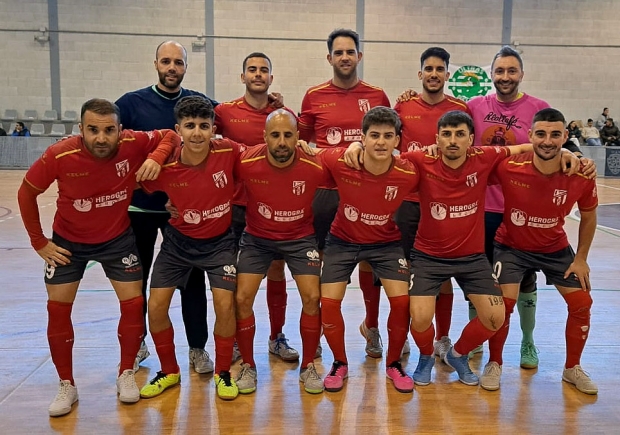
left=293, top=181, right=306, bottom=196
left=385, top=186, right=399, bottom=201
left=510, top=208, right=527, bottom=226
left=213, top=171, right=228, bottom=188
left=73, top=198, right=93, bottom=212
left=258, top=202, right=273, bottom=219
left=447, top=65, right=492, bottom=102
left=553, top=189, right=567, bottom=206
left=116, top=159, right=130, bottom=178
left=466, top=172, right=478, bottom=187
left=344, top=204, right=359, bottom=222
left=358, top=99, right=371, bottom=113
left=326, top=127, right=343, bottom=145
left=430, top=202, right=448, bottom=220
left=183, top=209, right=202, bottom=224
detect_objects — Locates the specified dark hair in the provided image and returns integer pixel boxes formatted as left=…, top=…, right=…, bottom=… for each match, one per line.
left=80, top=98, right=121, bottom=123
left=607, top=118, right=614, bottom=123
left=531, top=108, right=566, bottom=126
left=437, top=110, right=475, bottom=134
left=16, top=121, right=25, bottom=129
left=242, top=52, right=272, bottom=72
left=327, top=28, right=360, bottom=53
left=420, top=47, right=450, bottom=69
left=155, top=40, right=187, bottom=63
left=587, top=118, right=593, bottom=122
left=174, top=96, right=214, bottom=122
left=491, top=45, right=523, bottom=70
left=361, top=106, right=401, bottom=135
left=603, top=107, right=609, bottom=111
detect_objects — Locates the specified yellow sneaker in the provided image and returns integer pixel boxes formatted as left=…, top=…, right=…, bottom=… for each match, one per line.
left=215, top=371, right=239, bottom=400
left=140, top=371, right=180, bottom=398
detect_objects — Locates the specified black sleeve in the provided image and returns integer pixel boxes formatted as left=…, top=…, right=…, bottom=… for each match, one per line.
left=562, top=140, right=582, bottom=154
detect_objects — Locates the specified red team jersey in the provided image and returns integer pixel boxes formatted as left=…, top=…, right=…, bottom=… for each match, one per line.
left=322, top=149, right=419, bottom=244
left=141, top=139, right=243, bottom=239
left=236, top=144, right=325, bottom=241
left=493, top=152, right=598, bottom=253
left=401, top=146, right=510, bottom=258
left=23, top=130, right=178, bottom=247
left=215, top=97, right=297, bottom=206
left=394, top=95, right=470, bottom=202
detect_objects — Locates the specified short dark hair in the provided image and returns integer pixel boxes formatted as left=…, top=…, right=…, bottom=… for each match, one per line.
left=420, top=47, right=450, bottom=69
left=531, top=108, right=566, bottom=126
left=437, top=110, right=475, bottom=134
left=361, top=106, right=401, bottom=135
left=491, top=45, right=523, bottom=70
left=242, top=52, right=272, bottom=72
left=80, top=98, right=121, bottom=123
left=587, top=118, right=593, bottom=122
left=174, top=96, right=215, bottom=122
left=603, top=107, right=609, bottom=111
left=327, top=28, right=360, bottom=53
left=607, top=117, right=614, bottom=123
left=16, top=121, right=25, bottom=129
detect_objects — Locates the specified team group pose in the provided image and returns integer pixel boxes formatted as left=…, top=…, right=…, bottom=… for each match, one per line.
left=17, top=28, right=600, bottom=418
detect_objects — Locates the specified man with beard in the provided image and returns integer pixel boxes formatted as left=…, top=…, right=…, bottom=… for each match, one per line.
left=480, top=108, right=598, bottom=395
left=115, top=41, right=218, bottom=375
left=298, top=29, right=397, bottom=359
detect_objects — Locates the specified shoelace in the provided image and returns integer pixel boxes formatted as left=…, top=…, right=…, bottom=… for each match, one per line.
left=56, top=383, right=71, bottom=400
left=149, top=371, right=168, bottom=385
left=218, top=372, right=233, bottom=387
left=329, top=362, right=346, bottom=376
left=275, top=337, right=292, bottom=351
left=120, top=372, right=136, bottom=388
left=389, top=362, right=407, bottom=377
left=305, top=366, right=321, bottom=381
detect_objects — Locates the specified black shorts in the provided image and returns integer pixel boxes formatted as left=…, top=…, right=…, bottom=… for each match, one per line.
left=150, top=225, right=237, bottom=291
left=409, top=249, right=501, bottom=297
left=321, top=234, right=409, bottom=284
left=394, top=200, right=420, bottom=259
left=237, top=232, right=320, bottom=276
left=312, top=188, right=339, bottom=250
left=493, top=242, right=582, bottom=289
left=231, top=204, right=247, bottom=247
left=44, top=228, right=142, bottom=285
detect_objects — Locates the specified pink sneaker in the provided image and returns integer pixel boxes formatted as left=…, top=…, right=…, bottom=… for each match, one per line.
left=323, top=361, right=348, bottom=392
left=386, top=362, right=414, bottom=393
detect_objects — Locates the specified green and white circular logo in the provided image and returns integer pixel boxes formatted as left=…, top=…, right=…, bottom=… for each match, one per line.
left=448, top=66, right=493, bottom=102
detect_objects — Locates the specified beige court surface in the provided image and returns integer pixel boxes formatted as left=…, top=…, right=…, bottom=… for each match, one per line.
left=0, top=170, right=619, bottom=435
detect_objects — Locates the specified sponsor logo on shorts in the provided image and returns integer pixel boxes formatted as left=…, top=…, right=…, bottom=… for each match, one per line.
left=116, top=159, right=130, bottom=178
left=122, top=254, right=139, bottom=269
left=326, top=127, right=343, bottom=145
left=183, top=209, right=202, bottom=224
left=358, top=99, right=370, bottom=113
left=360, top=212, right=390, bottom=226
left=385, top=186, right=399, bottom=201
left=258, top=202, right=273, bottom=219
left=307, top=250, right=320, bottom=261
left=592, top=186, right=598, bottom=198
left=398, top=258, right=408, bottom=268
left=73, top=198, right=93, bottom=212
left=293, top=181, right=306, bottom=196
left=492, top=261, right=502, bottom=281
left=213, top=170, right=228, bottom=188
left=274, top=209, right=304, bottom=222
left=448, top=201, right=478, bottom=218
left=407, top=141, right=421, bottom=152
left=430, top=202, right=447, bottom=220
left=44, top=262, right=55, bottom=279
left=344, top=204, right=359, bottom=222
left=466, top=172, right=478, bottom=187
left=510, top=208, right=527, bottom=226
left=553, top=189, right=567, bottom=206
left=95, top=188, right=128, bottom=209
left=223, top=264, right=236, bottom=276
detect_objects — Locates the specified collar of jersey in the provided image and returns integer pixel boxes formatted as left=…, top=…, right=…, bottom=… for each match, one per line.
left=151, top=85, right=183, bottom=100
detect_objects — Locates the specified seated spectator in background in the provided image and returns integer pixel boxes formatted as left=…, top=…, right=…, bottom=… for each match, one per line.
left=12, top=122, right=31, bottom=137
left=567, top=121, right=581, bottom=147
left=601, top=118, right=620, bottom=146
left=595, top=108, right=609, bottom=130
left=0, top=127, right=7, bottom=136
left=581, top=119, right=602, bottom=146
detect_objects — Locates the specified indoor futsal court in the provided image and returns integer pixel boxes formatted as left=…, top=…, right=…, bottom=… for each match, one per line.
left=0, top=170, right=619, bottom=433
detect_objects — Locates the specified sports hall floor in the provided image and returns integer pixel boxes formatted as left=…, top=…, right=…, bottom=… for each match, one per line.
left=1, top=170, right=619, bottom=434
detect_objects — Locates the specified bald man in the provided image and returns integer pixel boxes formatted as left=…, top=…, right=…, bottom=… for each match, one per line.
left=234, top=110, right=325, bottom=395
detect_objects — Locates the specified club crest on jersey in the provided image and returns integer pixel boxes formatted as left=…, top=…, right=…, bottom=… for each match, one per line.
left=430, top=202, right=448, bottom=220
left=293, top=181, right=306, bottom=196
left=407, top=141, right=422, bottom=152
left=510, top=208, right=527, bottom=226
left=183, top=209, right=202, bottom=224
left=212, top=171, right=228, bottom=188
left=116, top=159, right=130, bottom=178
left=73, top=198, right=93, bottom=212
left=122, top=254, right=139, bottom=268
left=344, top=204, right=359, bottom=222
left=553, top=189, right=567, bottom=205
left=385, top=185, right=399, bottom=201
left=358, top=99, right=371, bottom=113
left=326, top=127, right=343, bottom=145
left=258, top=202, right=273, bottom=219
left=466, top=172, right=478, bottom=187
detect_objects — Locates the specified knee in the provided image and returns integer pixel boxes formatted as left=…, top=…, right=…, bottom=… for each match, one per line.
left=301, top=292, right=320, bottom=314
left=215, top=293, right=235, bottom=316
left=480, top=306, right=506, bottom=332
left=410, top=309, right=432, bottom=332
left=567, top=291, right=592, bottom=316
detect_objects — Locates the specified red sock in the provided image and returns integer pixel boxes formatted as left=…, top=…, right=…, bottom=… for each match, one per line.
left=152, top=326, right=179, bottom=374
left=454, top=317, right=496, bottom=356
left=267, top=279, right=287, bottom=340
left=359, top=270, right=380, bottom=329
left=562, top=291, right=592, bottom=368
left=411, top=323, right=435, bottom=356
left=236, top=314, right=256, bottom=367
left=435, top=293, right=454, bottom=339
left=214, top=334, right=235, bottom=374
left=488, top=297, right=516, bottom=366
left=386, top=295, right=410, bottom=365
left=118, top=296, right=145, bottom=374
left=300, top=312, right=321, bottom=367
left=321, top=297, right=347, bottom=364
left=47, top=300, right=75, bottom=384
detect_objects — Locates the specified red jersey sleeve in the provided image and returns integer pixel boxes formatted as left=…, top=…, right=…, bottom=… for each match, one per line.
left=17, top=180, right=48, bottom=250
left=298, top=92, right=316, bottom=143
left=577, top=178, right=598, bottom=212
left=130, top=129, right=181, bottom=165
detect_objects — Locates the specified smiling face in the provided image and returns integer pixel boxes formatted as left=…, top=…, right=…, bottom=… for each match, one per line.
left=175, top=116, right=215, bottom=157
left=79, top=111, right=121, bottom=159
left=362, top=124, right=400, bottom=164
left=492, top=55, right=524, bottom=101
left=419, top=56, right=449, bottom=95
left=529, top=120, right=567, bottom=162
left=242, top=56, right=273, bottom=95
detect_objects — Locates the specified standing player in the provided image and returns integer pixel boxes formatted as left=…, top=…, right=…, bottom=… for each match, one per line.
left=115, top=40, right=218, bottom=374
left=234, top=110, right=324, bottom=395
left=299, top=28, right=396, bottom=358
left=320, top=107, right=415, bottom=394
left=138, top=96, right=241, bottom=401
left=480, top=108, right=598, bottom=394
left=215, top=52, right=301, bottom=361
left=393, top=46, right=471, bottom=360
left=17, top=98, right=180, bottom=416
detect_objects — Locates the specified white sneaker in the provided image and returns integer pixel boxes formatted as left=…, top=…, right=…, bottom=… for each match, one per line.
left=134, top=340, right=150, bottom=372
left=231, top=341, right=242, bottom=363
left=401, top=338, right=411, bottom=357
left=48, top=380, right=78, bottom=417
left=189, top=348, right=215, bottom=374
left=268, top=333, right=299, bottom=361
left=299, top=363, right=324, bottom=394
left=480, top=362, right=502, bottom=391
left=434, top=336, right=452, bottom=361
left=562, top=365, right=598, bottom=395
left=116, top=369, right=140, bottom=403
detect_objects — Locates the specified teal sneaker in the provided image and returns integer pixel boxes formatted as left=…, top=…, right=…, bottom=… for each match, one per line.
left=520, top=342, right=539, bottom=369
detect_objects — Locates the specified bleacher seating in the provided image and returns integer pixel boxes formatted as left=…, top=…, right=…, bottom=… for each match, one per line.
left=61, top=110, right=78, bottom=122
left=41, top=110, right=58, bottom=121
left=30, top=123, right=46, bottom=137
left=7, top=123, right=17, bottom=135
left=71, top=124, right=80, bottom=135
left=49, top=124, right=66, bottom=137
left=1, top=109, right=19, bottom=121
left=22, top=110, right=39, bottom=121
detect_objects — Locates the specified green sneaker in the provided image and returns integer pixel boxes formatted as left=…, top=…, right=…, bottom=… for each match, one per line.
left=140, top=371, right=180, bottom=398
left=520, top=342, right=539, bottom=369
left=215, top=371, right=239, bottom=400
left=467, top=344, right=483, bottom=360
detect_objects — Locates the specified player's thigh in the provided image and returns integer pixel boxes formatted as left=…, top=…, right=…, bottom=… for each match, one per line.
left=362, top=241, right=409, bottom=283
left=46, top=281, right=81, bottom=303
left=292, top=274, right=320, bottom=314
left=320, top=235, right=358, bottom=294
left=281, top=235, right=321, bottom=278
left=147, top=286, right=177, bottom=317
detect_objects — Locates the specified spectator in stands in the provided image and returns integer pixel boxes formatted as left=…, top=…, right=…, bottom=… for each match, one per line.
left=0, top=127, right=7, bottom=136
left=581, top=119, right=602, bottom=146
left=567, top=120, right=581, bottom=146
left=601, top=118, right=620, bottom=146
left=595, top=108, right=609, bottom=130
left=11, top=122, right=31, bottom=137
